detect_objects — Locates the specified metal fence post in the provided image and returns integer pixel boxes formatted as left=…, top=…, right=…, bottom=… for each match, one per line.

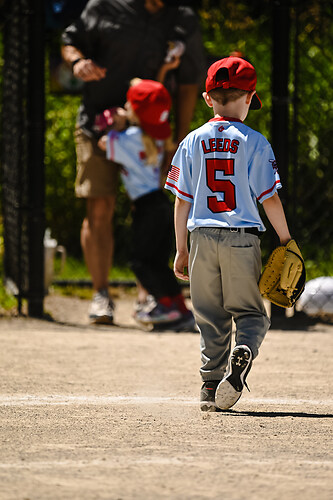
left=27, top=0, right=45, bottom=317
left=271, top=0, right=291, bottom=320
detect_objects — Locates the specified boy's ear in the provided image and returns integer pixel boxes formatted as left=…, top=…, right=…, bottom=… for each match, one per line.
left=246, top=90, right=256, bottom=105
left=202, top=91, right=213, bottom=108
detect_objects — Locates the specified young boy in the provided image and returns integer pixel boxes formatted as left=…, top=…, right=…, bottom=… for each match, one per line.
left=98, top=79, right=195, bottom=330
left=165, top=56, right=292, bottom=411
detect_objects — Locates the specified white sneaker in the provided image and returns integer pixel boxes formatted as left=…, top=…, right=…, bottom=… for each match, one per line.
left=215, top=345, right=252, bottom=410
left=133, top=295, right=157, bottom=317
left=89, top=289, right=114, bottom=325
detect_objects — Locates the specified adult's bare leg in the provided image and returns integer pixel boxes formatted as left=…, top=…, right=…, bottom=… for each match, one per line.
left=81, top=196, right=116, bottom=292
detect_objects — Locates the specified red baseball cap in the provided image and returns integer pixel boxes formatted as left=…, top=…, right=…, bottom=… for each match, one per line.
left=205, top=56, right=262, bottom=110
left=126, top=80, right=172, bottom=139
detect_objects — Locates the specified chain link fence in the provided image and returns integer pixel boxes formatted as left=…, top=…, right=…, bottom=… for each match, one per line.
left=1, top=0, right=45, bottom=315
left=289, top=0, right=333, bottom=319
left=1, top=0, right=30, bottom=303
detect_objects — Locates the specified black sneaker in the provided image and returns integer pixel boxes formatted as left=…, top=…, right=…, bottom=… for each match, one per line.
left=173, top=311, right=198, bottom=332
left=200, top=380, right=221, bottom=412
left=135, top=302, right=181, bottom=324
left=215, top=345, right=253, bottom=410
left=152, top=311, right=198, bottom=333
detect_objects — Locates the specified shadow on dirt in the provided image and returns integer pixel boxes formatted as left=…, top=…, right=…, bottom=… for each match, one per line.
left=269, top=310, right=332, bottom=331
left=226, top=409, right=333, bottom=418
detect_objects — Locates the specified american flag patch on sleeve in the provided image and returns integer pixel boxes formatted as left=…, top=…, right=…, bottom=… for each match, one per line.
left=168, top=165, right=180, bottom=182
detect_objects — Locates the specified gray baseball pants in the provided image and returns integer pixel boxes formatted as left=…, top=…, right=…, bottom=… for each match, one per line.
left=189, top=227, right=270, bottom=382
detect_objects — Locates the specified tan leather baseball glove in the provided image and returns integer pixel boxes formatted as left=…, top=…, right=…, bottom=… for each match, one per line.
left=259, top=239, right=306, bottom=308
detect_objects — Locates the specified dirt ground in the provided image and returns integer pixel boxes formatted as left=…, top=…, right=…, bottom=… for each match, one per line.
left=0, top=290, right=332, bottom=500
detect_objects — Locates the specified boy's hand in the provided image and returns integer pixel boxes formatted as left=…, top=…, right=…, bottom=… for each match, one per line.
left=112, top=107, right=127, bottom=131
left=174, top=251, right=189, bottom=281
left=97, top=135, right=107, bottom=151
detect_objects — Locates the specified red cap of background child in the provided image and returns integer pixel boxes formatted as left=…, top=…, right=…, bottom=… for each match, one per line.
left=126, top=80, right=172, bottom=139
left=205, top=56, right=262, bottom=110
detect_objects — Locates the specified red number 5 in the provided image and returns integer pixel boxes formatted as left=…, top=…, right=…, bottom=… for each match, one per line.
left=206, top=158, right=236, bottom=213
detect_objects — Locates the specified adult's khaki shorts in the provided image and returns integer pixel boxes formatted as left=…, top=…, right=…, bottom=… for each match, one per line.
left=74, top=127, right=120, bottom=198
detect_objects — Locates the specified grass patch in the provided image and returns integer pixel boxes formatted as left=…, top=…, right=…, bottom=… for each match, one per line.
left=0, top=283, right=17, bottom=312
left=54, top=255, right=136, bottom=281
left=52, top=256, right=136, bottom=299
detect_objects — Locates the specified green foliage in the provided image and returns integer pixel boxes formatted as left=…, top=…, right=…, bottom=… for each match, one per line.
left=45, top=92, right=84, bottom=256
left=287, top=3, right=333, bottom=254
left=0, top=221, right=18, bottom=313
left=0, top=281, right=16, bottom=313
left=197, top=0, right=272, bottom=138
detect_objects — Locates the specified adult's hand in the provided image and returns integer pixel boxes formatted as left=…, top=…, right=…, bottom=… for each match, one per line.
left=73, top=58, right=107, bottom=81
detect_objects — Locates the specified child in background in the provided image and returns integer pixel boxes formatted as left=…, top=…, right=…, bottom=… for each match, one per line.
left=165, top=56, right=293, bottom=410
left=98, top=78, right=195, bottom=331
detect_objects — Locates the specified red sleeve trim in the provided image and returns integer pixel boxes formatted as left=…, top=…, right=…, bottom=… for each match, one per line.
left=257, top=180, right=281, bottom=201
left=165, top=181, right=193, bottom=200
left=107, top=131, right=116, bottom=161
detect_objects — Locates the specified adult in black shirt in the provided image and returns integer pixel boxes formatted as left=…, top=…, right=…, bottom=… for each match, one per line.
left=61, top=0, right=205, bottom=324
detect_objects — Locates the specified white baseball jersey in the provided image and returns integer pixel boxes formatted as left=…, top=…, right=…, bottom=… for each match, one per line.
left=165, top=117, right=282, bottom=232
left=106, top=127, right=163, bottom=200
